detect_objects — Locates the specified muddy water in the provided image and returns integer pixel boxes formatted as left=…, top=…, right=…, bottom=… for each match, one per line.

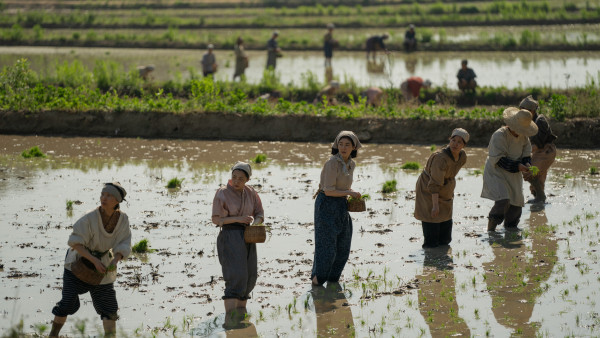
left=0, top=46, right=598, bottom=89
left=1, top=135, right=599, bottom=337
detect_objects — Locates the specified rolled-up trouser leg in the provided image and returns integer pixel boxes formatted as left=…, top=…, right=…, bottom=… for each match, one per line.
left=504, top=204, right=522, bottom=228
left=439, top=219, right=453, bottom=245
left=52, top=269, right=85, bottom=317
left=90, top=283, right=119, bottom=320
left=218, top=229, right=250, bottom=299
left=489, top=199, right=510, bottom=226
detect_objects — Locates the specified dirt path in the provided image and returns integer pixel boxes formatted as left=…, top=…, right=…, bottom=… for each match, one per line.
left=1, top=110, right=598, bottom=148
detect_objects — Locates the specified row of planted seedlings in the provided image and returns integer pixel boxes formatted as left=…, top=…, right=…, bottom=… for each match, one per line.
left=3, top=59, right=599, bottom=120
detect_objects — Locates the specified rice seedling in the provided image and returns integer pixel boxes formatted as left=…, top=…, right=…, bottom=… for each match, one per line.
left=401, top=162, right=421, bottom=170
left=251, top=154, right=267, bottom=164
left=564, top=173, right=574, bottom=179
left=66, top=200, right=74, bottom=210
left=382, top=180, right=397, bottom=193
left=132, top=239, right=155, bottom=253
left=348, top=194, right=370, bottom=203
left=21, top=146, right=46, bottom=158
left=590, top=167, right=598, bottom=175
left=429, top=145, right=436, bottom=152
left=528, top=165, right=540, bottom=176
left=166, top=177, right=184, bottom=189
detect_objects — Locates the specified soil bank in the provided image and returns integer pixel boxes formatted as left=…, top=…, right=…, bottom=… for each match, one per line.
left=0, top=110, right=598, bottom=148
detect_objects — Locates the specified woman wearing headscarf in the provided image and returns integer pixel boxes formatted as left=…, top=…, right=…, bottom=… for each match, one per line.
left=414, top=128, right=469, bottom=248
left=212, top=162, right=264, bottom=317
left=50, top=182, right=131, bottom=338
left=233, top=37, right=248, bottom=81
left=519, top=95, right=557, bottom=204
left=482, top=108, right=538, bottom=231
left=311, top=131, right=362, bottom=286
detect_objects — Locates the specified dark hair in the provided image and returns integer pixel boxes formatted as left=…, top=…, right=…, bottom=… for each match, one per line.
left=331, top=136, right=358, bottom=158
left=232, top=168, right=249, bottom=179
left=461, top=59, right=468, bottom=65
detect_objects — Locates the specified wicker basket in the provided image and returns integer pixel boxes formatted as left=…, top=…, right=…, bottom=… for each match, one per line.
left=71, top=257, right=104, bottom=285
left=244, top=225, right=266, bottom=243
left=347, top=199, right=366, bottom=212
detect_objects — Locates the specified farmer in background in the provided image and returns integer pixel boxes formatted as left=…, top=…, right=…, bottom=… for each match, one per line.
left=137, top=65, right=155, bottom=81
left=312, top=131, right=362, bottom=286
left=366, top=33, right=389, bottom=61
left=313, top=81, right=340, bottom=105
left=211, top=162, right=264, bottom=325
left=404, top=24, right=417, bottom=52
left=202, top=44, right=217, bottom=77
left=362, top=86, right=385, bottom=106
left=266, top=31, right=281, bottom=70
left=49, top=182, right=131, bottom=338
left=400, top=76, right=431, bottom=101
left=519, top=95, right=557, bottom=204
left=233, top=37, right=249, bottom=81
left=457, top=59, right=477, bottom=93
left=482, top=108, right=538, bottom=231
left=414, top=128, right=469, bottom=248
left=324, top=23, right=337, bottom=67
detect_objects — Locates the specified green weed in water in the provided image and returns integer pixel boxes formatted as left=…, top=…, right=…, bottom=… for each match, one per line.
left=564, top=173, right=574, bottom=179
left=590, top=167, right=598, bottom=175
left=132, top=239, right=155, bottom=253
left=430, top=145, right=436, bottom=152
left=66, top=200, right=74, bottom=211
left=252, top=154, right=267, bottom=164
left=382, top=180, right=397, bottom=193
left=166, top=177, right=184, bottom=189
left=401, top=162, right=421, bottom=170
left=21, top=146, right=46, bottom=158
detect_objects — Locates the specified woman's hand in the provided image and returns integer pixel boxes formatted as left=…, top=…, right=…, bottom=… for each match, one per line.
left=518, top=163, right=529, bottom=173
left=92, top=257, right=107, bottom=274
left=238, top=216, right=254, bottom=224
left=348, top=191, right=361, bottom=199
left=106, top=253, right=122, bottom=273
left=431, top=204, right=440, bottom=218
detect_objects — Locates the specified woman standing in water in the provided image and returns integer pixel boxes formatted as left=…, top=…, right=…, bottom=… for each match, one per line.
left=212, top=162, right=264, bottom=318
left=311, top=131, right=362, bottom=285
left=50, top=182, right=131, bottom=337
left=414, top=128, right=469, bottom=248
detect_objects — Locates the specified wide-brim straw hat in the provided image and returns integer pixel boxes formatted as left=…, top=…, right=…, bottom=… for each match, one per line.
left=503, top=107, right=538, bottom=137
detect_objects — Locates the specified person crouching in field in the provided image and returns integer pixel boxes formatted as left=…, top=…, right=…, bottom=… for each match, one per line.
left=312, top=131, right=362, bottom=286
left=50, top=182, right=131, bottom=338
left=212, top=162, right=264, bottom=323
left=414, top=128, right=469, bottom=248
left=482, top=108, right=538, bottom=231
left=519, top=95, right=557, bottom=204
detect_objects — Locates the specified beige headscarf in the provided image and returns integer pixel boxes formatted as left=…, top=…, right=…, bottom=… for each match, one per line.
left=332, top=131, right=362, bottom=150
left=451, top=128, right=470, bottom=143
left=519, top=95, right=539, bottom=112
left=102, top=182, right=127, bottom=203
left=232, top=161, right=252, bottom=178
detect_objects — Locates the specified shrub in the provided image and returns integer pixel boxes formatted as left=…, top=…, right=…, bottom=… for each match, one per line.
left=21, top=146, right=46, bottom=158
left=382, top=180, right=397, bottom=193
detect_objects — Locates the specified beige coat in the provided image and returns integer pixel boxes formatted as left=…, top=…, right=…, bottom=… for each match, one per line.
left=481, top=126, right=532, bottom=206
left=414, top=148, right=467, bottom=223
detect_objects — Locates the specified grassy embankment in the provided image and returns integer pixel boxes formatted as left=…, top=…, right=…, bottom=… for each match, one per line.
left=0, top=0, right=599, bottom=51
left=1, top=58, right=598, bottom=121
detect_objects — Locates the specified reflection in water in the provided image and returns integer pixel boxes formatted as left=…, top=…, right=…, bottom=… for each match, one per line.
left=311, top=282, right=355, bottom=337
left=404, top=55, right=417, bottom=74
left=190, top=310, right=258, bottom=337
left=417, top=246, right=470, bottom=337
left=325, top=66, right=334, bottom=84
left=482, top=211, right=557, bottom=336
left=366, top=59, right=386, bottom=73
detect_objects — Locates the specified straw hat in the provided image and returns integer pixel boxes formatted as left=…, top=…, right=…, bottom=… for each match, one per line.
left=503, top=107, right=538, bottom=137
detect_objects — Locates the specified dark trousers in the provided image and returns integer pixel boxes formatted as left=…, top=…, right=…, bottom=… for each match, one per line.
left=217, top=228, right=257, bottom=300
left=52, top=269, right=119, bottom=320
left=421, top=219, right=453, bottom=248
left=489, top=199, right=522, bottom=228
left=311, top=193, right=353, bottom=285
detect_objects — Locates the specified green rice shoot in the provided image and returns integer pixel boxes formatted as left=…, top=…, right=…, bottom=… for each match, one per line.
left=590, top=167, right=598, bottom=175
left=382, top=180, right=397, bottom=193
left=66, top=200, right=74, bottom=210
left=166, top=177, right=184, bottom=189
left=252, top=154, right=267, bottom=164
left=21, top=146, right=46, bottom=158
left=529, top=165, right=540, bottom=176
left=401, top=162, right=421, bottom=170
left=132, top=239, right=155, bottom=253
left=348, top=194, right=370, bottom=203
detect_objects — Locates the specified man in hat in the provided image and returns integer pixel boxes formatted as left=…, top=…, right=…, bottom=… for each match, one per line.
left=457, top=59, right=477, bottom=93
left=482, top=108, right=538, bottom=231
left=366, top=33, right=389, bottom=61
left=400, top=76, right=431, bottom=101
left=201, top=44, right=217, bottom=77
left=324, top=23, right=337, bottom=67
left=266, top=31, right=281, bottom=70
left=404, top=24, right=417, bottom=52
left=519, top=95, right=557, bottom=204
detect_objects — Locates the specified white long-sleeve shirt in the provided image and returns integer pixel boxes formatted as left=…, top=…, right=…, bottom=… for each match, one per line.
left=65, top=207, right=132, bottom=284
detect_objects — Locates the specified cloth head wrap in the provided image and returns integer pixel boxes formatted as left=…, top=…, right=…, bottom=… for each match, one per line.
left=102, top=182, right=126, bottom=203
left=450, top=128, right=470, bottom=144
left=232, top=161, right=252, bottom=178
left=332, top=131, right=362, bottom=150
left=519, top=95, right=539, bottom=112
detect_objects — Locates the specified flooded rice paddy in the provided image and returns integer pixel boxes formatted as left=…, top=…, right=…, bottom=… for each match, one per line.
left=1, top=46, right=599, bottom=89
left=1, top=135, right=600, bottom=337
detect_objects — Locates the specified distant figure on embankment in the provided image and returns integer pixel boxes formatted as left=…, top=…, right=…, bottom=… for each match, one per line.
left=457, top=59, right=477, bottom=93
left=404, top=24, right=417, bottom=52
left=233, top=37, right=248, bottom=81
left=202, top=44, right=217, bottom=77
left=366, top=33, right=389, bottom=61
left=266, top=31, right=282, bottom=70
left=137, top=65, right=155, bottom=81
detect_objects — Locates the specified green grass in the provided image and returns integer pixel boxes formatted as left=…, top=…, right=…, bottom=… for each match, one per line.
left=382, top=180, right=397, bottom=193
left=252, top=154, right=267, bottom=164
left=21, top=146, right=46, bottom=158
left=132, top=239, right=155, bottom=253
left=166, top=177, right=184, bottom=189
left=590, top=167, right=598, bottom=175
left=401, top=162, right=421, bottom=170
left=66, top=200, right=74, bottom=210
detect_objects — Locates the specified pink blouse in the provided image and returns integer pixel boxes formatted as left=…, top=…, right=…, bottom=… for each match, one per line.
left=211, top=180, right=264, bottom=225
